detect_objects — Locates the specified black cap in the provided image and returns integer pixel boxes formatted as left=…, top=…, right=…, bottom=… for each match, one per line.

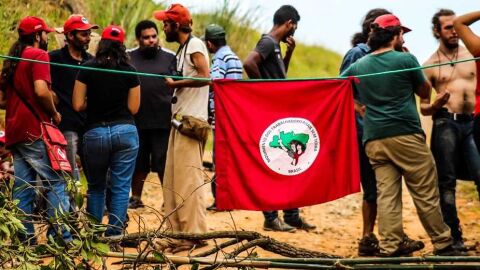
left=204, top=24, right=226, bottom=40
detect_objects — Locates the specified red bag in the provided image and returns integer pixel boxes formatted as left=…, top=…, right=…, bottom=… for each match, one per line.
left=41, top=122, right=72, bottom=172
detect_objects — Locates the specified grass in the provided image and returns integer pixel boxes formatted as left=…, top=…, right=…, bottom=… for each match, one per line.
left=0, top=0, right=342, bottom=79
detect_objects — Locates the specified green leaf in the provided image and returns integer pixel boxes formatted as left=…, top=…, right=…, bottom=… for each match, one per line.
left=75, top=192, right=84, bottom=209
left=81, top=248, right=88, bottom=260
left=91, top=241, right=110, bottom=255
left=152, top=251, right=165, bottom=263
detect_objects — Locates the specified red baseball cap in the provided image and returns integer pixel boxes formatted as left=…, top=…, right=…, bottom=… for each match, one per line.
left=63, top=15, right=98, bottom=33
left=18, top=16, right=54, bottom=36
left=101, top=25, right=125, bottom=43
left=153, top=4, right=192, bottom=26
left=373, top=14, right=411, bottom=33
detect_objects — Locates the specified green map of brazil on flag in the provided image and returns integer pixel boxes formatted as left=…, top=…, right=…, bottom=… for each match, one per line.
left=214, top=79, right=361, bottom=211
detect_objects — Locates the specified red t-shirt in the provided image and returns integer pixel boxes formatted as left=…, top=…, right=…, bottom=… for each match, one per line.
left=475, top=53, right=480, bottom=115
left=5, top=47, right=52, bottom=147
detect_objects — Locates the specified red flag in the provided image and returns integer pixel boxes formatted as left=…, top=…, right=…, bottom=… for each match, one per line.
left=214, top=79, right=360, bottom=210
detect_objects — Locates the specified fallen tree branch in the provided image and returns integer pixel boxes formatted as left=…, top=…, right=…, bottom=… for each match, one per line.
left=101, top=230, right=340, bottom=258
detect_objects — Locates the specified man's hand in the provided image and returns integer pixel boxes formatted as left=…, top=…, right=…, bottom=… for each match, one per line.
left=52, top=111, right=62, bottom=125
left=285, top=36, right=296, bottom=54
left=165, top=77, right=175, bottom=89
left=432, top=91, right=451, bottom=110
left=359, top=105, right=366, bottom=118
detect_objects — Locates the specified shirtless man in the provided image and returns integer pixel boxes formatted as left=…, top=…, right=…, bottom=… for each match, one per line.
left=421, top=9, right=480, bottom=251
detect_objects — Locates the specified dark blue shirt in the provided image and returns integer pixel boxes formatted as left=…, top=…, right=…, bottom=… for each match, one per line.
left=339, top=43, right=370, bottom=74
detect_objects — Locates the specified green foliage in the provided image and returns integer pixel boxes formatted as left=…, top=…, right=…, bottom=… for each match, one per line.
left=0, top=0, right=71, bottom=51
left=86, top=0, right=163, bottom=48
left=0, top=0, right=341, bottom=78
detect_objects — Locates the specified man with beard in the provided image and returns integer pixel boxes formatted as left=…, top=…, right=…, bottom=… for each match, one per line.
left=49, top=15, right=98, bottom=180
left=154, top=4, right=210, bottom=252
left=243, top=5, right=315, bottom=233
left=127, top=20, right=176, bottom=208
left=342, top=14, right=461, bottom=256
left=421, top=9, right=480, bottom=252
left=0, top=16, right=71, bottom=244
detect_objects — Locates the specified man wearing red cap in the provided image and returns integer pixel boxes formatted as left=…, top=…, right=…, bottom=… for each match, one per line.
left=0, top=16, right=71, bottom=244
left=49, top=15, right=98, bottom=181
left=422, top=9, right=480, bottom=252
left=342, top=14, right=461, bottom=256
left=154, top=4, right=211, bottom=252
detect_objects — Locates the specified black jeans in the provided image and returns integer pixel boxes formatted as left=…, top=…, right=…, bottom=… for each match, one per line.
left=431, top=115, right=480, bottom=240
left=263, top=209, right=300, bottom=223
left=356, top=113, right=377, bottom=203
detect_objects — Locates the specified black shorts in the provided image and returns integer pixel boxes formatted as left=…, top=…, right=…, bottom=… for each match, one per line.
left=135, top=129, right=170, bottom=176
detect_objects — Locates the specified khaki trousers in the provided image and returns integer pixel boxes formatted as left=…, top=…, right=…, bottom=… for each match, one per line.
left=163, top=127, right=207, bottom=234
left=365, top=133, right=452, bottom=253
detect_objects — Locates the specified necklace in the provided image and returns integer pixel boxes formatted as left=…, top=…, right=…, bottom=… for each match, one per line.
left=437, top=47, right=458, bottom=66
left=436, top=47, right=457, bottom=91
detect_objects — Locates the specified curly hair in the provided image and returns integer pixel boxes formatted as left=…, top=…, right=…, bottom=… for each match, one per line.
left=95, top=39, right=129, bottom=68
left=351, top=8, right=391, bottom=46
left=367, top=24, right=402, bottom=52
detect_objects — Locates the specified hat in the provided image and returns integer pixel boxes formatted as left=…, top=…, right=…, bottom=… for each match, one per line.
left=204, top=24, right=225, bottom=40
left=18, top=16, right=54, bottom=36
left=153, top=4, right=192, bottom=26
left=63, top=15, right=98, bottom=33
left=101, top=25, right=125, bottom=43
left=373, top=14, right=411, bottom=33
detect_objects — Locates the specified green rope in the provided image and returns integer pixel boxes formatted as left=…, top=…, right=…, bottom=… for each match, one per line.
left=1, top=54, right=479, bottom=82
left=0, top=54, right=209, bottom=82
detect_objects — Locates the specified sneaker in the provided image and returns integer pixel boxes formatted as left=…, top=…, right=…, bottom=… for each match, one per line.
left=452, top=238, right=468, bottom=252
left=128, top=197, right=145, bottom=209
left=285, top=218, right=317, bottom=231
left=434, top=244, right=469, bottom=256
left=377, top=236, right=425, bottom=257
left=263, top=218, right=296, bottom=232
left=358, top=233, right=379, bottom=256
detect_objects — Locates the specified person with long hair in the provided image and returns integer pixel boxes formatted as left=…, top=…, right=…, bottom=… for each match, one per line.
left=422, top=9, right=480, bottom=252
left=0, top=16, right=71, bottom=245
left=73, top=25, right=140, bottom=236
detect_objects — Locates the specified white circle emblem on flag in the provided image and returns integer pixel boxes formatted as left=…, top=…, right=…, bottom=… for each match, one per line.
left=259, top=118, right=320, bottom=176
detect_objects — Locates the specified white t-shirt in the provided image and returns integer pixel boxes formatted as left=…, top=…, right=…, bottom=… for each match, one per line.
left=172, top=36, right=210, bottom=120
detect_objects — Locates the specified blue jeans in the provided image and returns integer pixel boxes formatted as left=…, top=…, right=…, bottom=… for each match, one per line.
left=63, top=131, right=81, bottom=181
left=431, top=117, right=480, bottom=240
left=83, top=124, right=139, bottom=236
left=11, top=140, right=72, bottom=243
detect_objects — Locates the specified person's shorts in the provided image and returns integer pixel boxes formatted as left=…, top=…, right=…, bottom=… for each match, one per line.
left=135, top=129, right=170, bottom=175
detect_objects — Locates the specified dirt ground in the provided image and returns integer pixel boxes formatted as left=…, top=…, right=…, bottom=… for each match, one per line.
left=125, top=173, right=480, bottom=258
left=112, top=116, right=480, bottom=268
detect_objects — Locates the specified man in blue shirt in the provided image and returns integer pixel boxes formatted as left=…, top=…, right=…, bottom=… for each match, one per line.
left=204, top=24, right=242, bottom=211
